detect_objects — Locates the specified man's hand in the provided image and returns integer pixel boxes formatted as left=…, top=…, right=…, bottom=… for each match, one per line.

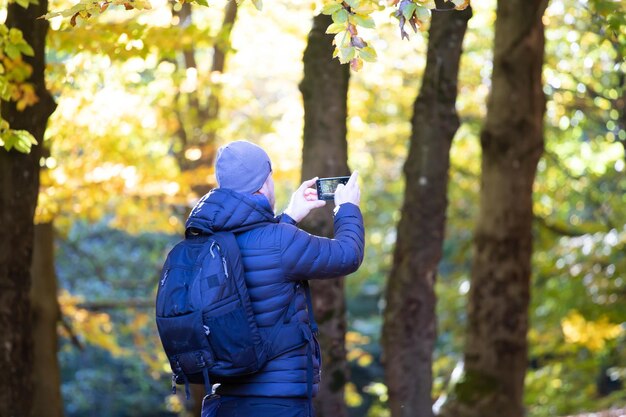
left=334, top=171, right=360, bottom=207
left=284, top=177, right=327, bottom=223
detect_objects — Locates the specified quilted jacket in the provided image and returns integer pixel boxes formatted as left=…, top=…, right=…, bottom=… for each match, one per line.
left=185, top=188, right=365, bottom=398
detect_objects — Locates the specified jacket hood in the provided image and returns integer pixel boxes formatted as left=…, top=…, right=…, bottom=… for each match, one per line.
left=185, top=188, right=276, bottom=234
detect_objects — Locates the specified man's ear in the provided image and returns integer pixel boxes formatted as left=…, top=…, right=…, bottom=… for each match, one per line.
left=256, top=174, right=275, bottom=210
left=257, top=176, right=270, bottom=197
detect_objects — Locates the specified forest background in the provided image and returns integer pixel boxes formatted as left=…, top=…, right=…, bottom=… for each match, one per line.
left=0, top=0, right=625, bottom=416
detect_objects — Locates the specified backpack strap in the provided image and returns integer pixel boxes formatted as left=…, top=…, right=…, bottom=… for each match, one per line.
left=186, top=221, right=273, bottom=239
left=302, top=280, right=317, bottom=416
left=302, top=280, right=318, bottom=335
left=306, top=339, right=314, bottom=416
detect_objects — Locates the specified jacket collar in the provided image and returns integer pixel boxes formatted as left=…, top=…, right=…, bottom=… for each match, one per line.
left=185, top=188, right=276, bottom=234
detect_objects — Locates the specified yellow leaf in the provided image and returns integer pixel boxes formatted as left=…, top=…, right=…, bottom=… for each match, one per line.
left=321, top=2, right=342, bottom=14
left=326, top=22, right=347, bottom=34
left=561, top=311, right=623, bottom=351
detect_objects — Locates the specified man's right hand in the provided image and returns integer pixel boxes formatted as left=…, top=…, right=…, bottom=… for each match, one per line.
left=334, top=171, right=360, bottom=207
left=284, top=177, right=327, bottom=223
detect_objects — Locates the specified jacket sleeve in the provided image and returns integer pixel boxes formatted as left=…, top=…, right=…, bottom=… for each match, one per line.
left=279, top=203, right=365, bottom=281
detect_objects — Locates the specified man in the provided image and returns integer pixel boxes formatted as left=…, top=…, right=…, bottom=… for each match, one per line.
left=186, top=140, right=364, bottom=417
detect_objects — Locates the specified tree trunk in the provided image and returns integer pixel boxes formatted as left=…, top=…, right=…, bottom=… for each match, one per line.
left=381, top=5, right=472, bottom=417
left=298, top=13, right=351, bottom=417
left=30, top=222, right=64, bottom=417
left=441, top=1, right=548, bottom=416
left=0, top=0, right=56, bottom=415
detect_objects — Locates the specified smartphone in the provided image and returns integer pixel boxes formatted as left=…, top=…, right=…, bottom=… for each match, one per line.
left=316, top=176, right=350, bottom=201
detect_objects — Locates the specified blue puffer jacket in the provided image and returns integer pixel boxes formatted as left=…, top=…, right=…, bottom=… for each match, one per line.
left=185, top=188, right=365, bottom=398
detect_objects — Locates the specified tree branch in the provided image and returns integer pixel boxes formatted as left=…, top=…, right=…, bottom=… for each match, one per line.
left=59, top=312, right=84, bottom=350
left=76, top=298, right=155, bottom=311
left=533, top=214, right=592, bottom=237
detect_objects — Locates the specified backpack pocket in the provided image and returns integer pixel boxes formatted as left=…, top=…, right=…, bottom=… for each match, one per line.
left=202, top=298, right=260, bottom=375
left=156, top=309, right=214, bottom=384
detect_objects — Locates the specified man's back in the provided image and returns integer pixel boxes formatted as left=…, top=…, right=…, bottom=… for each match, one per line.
left=185, top=188, right=364, bottom=399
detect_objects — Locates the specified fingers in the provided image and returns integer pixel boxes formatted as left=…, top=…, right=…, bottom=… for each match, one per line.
left=346, top=171, right=359, bottom=188
left=304, top=188, right=318, bottom=201
left=300, top=177, right=318, bottom=191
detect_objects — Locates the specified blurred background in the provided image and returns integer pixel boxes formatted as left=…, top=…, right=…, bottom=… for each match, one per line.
left=1, top=0, right=624, bottom=416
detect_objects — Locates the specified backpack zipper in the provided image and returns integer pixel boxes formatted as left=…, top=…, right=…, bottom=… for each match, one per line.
left=222, top=257, right=229, bottom=278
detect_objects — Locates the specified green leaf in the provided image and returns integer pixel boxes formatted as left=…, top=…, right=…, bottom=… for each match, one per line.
left=8, top=28, right=23, bottom=43
left=359, top=46, right=377, bottom=62
left=19, top=42, right=35, bottom=57
left=353, top=14, right=375, bottom=28
left=4, top=44, right=21, bottom=60
left=326, top=22, right=347, bottom=34
left=0, top=84, right=9, bottom=101
left=332, top=8, right=349, bottom=24
left=15, top=0, right=30, bottom=9
left=195, top=0, right=209, bottom=6
left=15, top=130, right=37, bottom=153
left=321, top=2, right=343, bottom=15
left=415, top=5, right=430, bottom=20
left=344, top=0, right=359, bottom=9
left=339, top=46, right=356, bottom=63
left=401, top=2, right=417, bottom=20
left=251, top=0, right=262, bottom=11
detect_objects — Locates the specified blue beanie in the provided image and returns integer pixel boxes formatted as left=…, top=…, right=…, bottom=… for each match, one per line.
left=215, top=140, right=272, bottom=194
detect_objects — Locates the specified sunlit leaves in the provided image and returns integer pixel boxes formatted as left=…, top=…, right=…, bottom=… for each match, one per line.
left=48, top=22, right=214, bottom=61
left=0, top=119, right=37, bottom=152
left=392, top=0, right=468, bottom=40
left=43, top=0, right=263, bottom=26
left=322, top=0, right=382, bottom=70
left=43, top=0, right=154, bottom=26
left=321, top=0, right=468, bottom=70
left=235, top=0, right=262, bottom=11
left=59, top=290, right=128, bottom=356
left=393, top=0, right=430, bottom=40
left=0, top=19, right=39, bottom=152
left=561, top=311, right=623, bottom=351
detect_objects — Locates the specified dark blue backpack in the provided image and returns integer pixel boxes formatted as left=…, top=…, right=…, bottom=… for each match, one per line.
left=155, top=227, right=295, bottom=398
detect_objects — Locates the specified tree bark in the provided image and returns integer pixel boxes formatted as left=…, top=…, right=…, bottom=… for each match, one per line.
left=381, top=5, right=471, bottom=417
left=0, top=0, right=56, bottom=415
left=441, top=1, right=548, bottom=416
left=30, top=222, right=64, bottom=417
left=298, top=13, right=351, bottom=417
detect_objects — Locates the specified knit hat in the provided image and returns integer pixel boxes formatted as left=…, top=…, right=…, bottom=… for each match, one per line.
left=215, top=140, right=272, bottom=194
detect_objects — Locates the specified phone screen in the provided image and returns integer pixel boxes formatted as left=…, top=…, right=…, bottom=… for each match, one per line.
left=316, top=176, right=350, bottom=200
